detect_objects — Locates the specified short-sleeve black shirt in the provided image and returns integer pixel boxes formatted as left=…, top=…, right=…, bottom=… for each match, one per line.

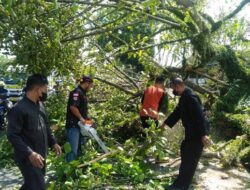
left=66, top=86, right=89, bottom=128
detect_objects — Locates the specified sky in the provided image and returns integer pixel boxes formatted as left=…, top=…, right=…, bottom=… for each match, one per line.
left=206, top=0, right=250, bottom=38
left=205, top=0, right=250, bottom=21
left=158, top=0, right=250, bottom=67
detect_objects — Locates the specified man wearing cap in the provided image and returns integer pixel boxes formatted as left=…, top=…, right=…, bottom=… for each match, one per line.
left=140, top=76, right=168, bottom=129
left=161, top=77, right=210, bottom=190
left=7, top=74, right=62, bottom=190
left=65, top=76, right=94, bottom=162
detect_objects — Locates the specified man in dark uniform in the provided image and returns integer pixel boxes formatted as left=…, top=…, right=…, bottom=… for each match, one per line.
left=0, top=81, right=8, bottom=129
left=7, top=74, right=62, bottom=190
left=161, top=77, right=210, bottom=190
left=140, top=76, right=168, bottom=128
left=0, top=81, right=8, bottom=99
left=65, top=76, right=93, bottom=162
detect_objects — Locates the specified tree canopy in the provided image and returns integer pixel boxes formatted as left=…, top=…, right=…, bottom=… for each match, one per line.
left=0, top=0, right=250, bottom=188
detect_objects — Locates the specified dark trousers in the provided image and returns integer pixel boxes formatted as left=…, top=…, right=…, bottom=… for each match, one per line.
left=17, top=159, right=46, bottom=190
left=140, top=116, right=159, bottom=129
left=172, top=140, right=203, bottom=190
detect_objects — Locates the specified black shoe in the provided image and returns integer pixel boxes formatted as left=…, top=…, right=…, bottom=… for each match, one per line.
left=165, top=185, right=183, bottom=190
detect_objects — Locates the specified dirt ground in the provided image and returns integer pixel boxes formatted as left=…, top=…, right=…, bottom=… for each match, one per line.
left=191, top=157, right=250, bottom=190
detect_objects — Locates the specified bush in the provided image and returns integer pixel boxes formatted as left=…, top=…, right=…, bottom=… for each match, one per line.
left=212, top=113, right=249, bottom=140
left=0, top=133, right=14, bottom=168
left=239, top=146, right=250, bottom=167
left=221, top=135, right=249, bottom=167
left=45, top=91, right=68, bottom=144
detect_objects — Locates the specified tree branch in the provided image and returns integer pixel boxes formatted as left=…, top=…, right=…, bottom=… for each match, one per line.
left=167, top=66, right=229, bottom=86
left=84, top=16, right=129, bottom=46
left=192, top=70, right=229, bottom=86
left=61, top=20, right=141, bottom=42
left=212, top=0, right=250, bottom=32
left=46, top=0, right=117, bottom=8
left=185, top=80, right=218, bottom=96
left=77, top=150, right=119, bottom=168
left=200, top=13, right=215, bottom=26
left=93, top=43, right=139, bottom=90
left=94, top=76, right=137, bottom=96
left=123, top=6, right=180, bottom=27
left=47, top=0, right=181, bottom=28
left=125, top=37, right=190, bottom=53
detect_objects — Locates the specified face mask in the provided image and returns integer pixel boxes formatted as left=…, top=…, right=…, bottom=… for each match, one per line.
left=40, top=92, right=48, bottom=102
left=172, top=89, right=179, bottom=96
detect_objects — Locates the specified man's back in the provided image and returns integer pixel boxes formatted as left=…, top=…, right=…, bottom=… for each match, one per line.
left=165, top=88, right=208, bottom=140
left=140, top=85, right=164, bottom=119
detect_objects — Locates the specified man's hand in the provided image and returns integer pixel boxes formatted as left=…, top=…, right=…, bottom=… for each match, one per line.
left=28, top=152, right=44, bottom=168
left=53, top=143, right=62, bottom=156
left=80, top=117, right=85, bottom=124
left=201, top=135, right=211, bottom=147
left=149, top=108, right=159, bottom=120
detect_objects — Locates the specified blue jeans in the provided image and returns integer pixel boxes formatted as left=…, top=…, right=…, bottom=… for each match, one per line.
left=66, top=127, right=86, bottom=162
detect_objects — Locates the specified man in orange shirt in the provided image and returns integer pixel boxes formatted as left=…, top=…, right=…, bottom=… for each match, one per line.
left=140, top=76, right=168, bottom=128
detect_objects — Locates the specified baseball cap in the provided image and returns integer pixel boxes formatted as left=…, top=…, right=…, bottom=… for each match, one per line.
left=80, top=76, right=93, bottom=83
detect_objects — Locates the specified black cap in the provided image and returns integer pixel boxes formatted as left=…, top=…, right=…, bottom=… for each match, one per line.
left=80, top=76, right=93, bottom=83
left=25, top=74, right=48, bottom=92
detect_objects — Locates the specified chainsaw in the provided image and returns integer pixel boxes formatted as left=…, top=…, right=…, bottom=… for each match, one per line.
left=78, top=120, right=109, bottom=153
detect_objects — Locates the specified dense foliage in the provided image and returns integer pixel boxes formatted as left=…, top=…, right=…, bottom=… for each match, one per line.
left=0, top=0, right=249, bottom=188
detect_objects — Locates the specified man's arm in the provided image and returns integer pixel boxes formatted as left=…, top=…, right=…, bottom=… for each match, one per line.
left=7, top=107, right=33, bottom=160
left=70, top=106, right=84, bottom=120
left=45, top=116, right=57, bottom=148
left=162, top=104, right=181, bottom=128
left=44, top=116, right=62, bottom=156
left=46, top=122, right=61, bottom=156
left=46, top=120, right=61, bottom=156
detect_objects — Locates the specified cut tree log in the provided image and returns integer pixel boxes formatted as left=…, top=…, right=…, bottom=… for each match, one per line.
left=193, top=70, right=229, bottom=86
left=185, top=80, right=218, bottom=96
left=77, top=150, right=119, bottom=168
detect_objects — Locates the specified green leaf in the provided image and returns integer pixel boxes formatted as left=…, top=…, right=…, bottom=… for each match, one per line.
left=63, top=142, right=71, bottom=154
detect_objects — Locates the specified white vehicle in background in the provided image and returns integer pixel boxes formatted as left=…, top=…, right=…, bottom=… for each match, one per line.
left=5, top=80, right=23, bottom=103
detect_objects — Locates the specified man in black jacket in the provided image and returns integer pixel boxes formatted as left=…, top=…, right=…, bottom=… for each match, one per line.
left=7, top=74, right=62, bottom=190
left=161, top=77, right=210, bottom=190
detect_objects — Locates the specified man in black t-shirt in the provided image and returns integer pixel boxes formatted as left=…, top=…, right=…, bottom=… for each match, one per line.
left=65, top=76, right=93, bottom=162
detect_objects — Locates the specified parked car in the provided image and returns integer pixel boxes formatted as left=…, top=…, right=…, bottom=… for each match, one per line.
left=4, top=79, right=23, bottom=103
